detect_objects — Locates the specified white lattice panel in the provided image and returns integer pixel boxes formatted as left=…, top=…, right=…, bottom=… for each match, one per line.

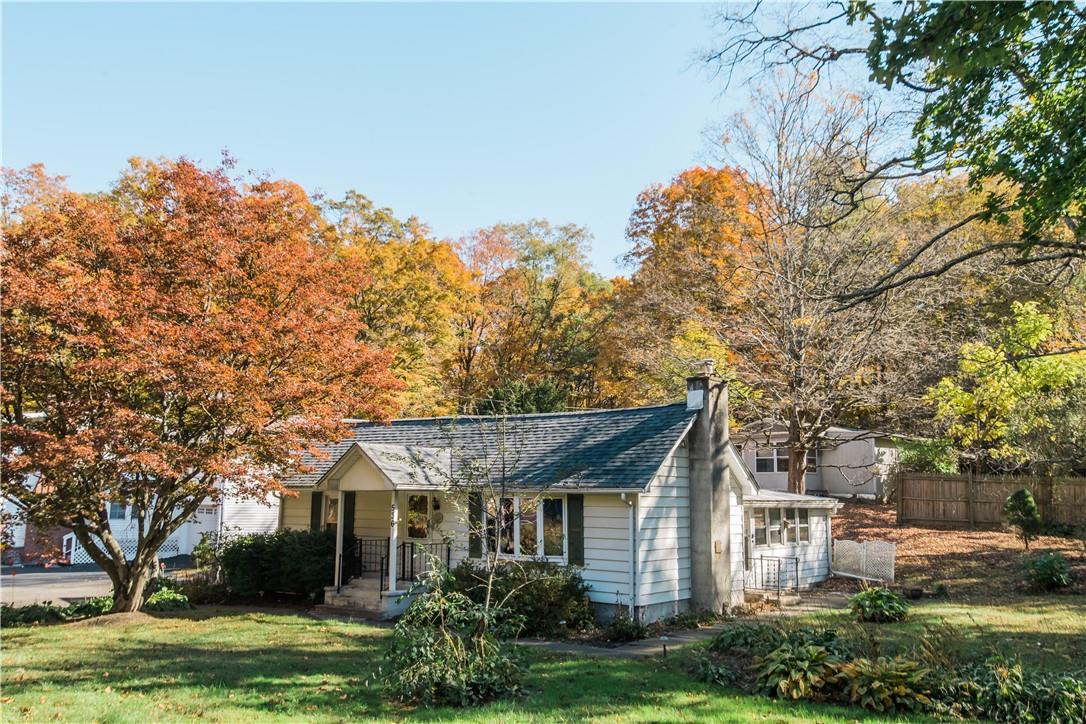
left=69, top=536, right=180, bottom=565
left=832, top=539, right=896, bottom=583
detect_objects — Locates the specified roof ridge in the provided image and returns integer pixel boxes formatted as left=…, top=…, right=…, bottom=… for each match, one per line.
left=342, top=401, right=688, bottom=425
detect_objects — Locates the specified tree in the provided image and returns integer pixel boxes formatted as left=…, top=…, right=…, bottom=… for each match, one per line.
left=327, top=191, right=475, bottom=416
left=452, top=221, right=612, bottom=412
left=708, top=1, right=1085, bottom=302
left=1, top=160, right=400, bottom=611
left=927, top=302, right=1086, bottom=473
left=623, top=77, right=926, bottom=493
left=1003, top=488, right=1043, bottom=550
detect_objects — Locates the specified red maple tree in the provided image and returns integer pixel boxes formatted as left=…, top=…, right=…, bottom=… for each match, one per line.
left=2, top=159, right=400, bottom=610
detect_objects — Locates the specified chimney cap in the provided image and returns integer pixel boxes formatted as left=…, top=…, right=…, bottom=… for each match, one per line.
left=693, top=359, right=716, bottom=377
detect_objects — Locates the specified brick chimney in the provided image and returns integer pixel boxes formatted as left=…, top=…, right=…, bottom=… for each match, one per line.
left=686, top=360, right=739, bottom=612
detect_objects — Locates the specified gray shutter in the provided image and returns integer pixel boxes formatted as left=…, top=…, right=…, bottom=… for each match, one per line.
left=310, top=491, right=324, bottom=531
left=567, top=494, right=584, bottom=566
left=468, top=492, right=482, bottom=559
left=341, top=492, right=356, bottom=540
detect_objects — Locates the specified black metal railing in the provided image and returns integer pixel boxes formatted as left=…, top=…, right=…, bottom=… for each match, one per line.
left=396, top=541, right=452, bottom=585
left=747, top=556, right=800, bottom=597
left=340, top=536, right=451, bottom=591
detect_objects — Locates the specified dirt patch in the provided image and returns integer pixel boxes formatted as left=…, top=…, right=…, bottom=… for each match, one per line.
left=828, top=501, right=1086, bottom=600
left=67, top=611, right=158, bottom=627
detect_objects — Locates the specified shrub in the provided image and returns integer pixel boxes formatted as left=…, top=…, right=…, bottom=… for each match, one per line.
left=143, top=588, right=191, bottom=611
left=849, top=587, right=908, bottom=623
left=175, top=576, right=229, bottom=605
left=143, top=575, right=177, bottom=599
left=709, top=623, right=785, bottom=657
left=447, top=560, right=593, bottom=638
left=956, top=655, right=1086, bottom=723
left=63, top=596, right=114, bottom=619
left=601, top=611, right=647, bottom=643
left=1003, top=488, right=1043, bottom=549
left=754, top=642, right=841, bottom=700
left=0, top=602, right=67, bottom=627
left=836, top=656, right=934, bottom=713
left=380, top=571, right=525, bottom=707
left=692, top=651, right=744, bottom=688
left=1022, top=551, right=1072, bottom=592
left=659, top=609, right=721, bottom=630
left=219, top=529, right=335, bottom=600
left=896, top=438, right=958, bottom=475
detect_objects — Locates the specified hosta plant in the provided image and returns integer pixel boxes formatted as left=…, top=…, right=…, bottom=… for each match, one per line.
left=754, top=642, right=841, bottom=700
left=849, top=587, right=908, bottom=623
left=837, top=656, right=934, bottom=713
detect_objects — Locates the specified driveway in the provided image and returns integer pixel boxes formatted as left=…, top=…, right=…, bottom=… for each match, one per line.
left=1, top=568, right=113, bottom=607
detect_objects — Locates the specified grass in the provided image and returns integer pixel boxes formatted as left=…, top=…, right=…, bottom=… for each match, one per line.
left=1, top=606, right=915, bottom=723
left=786, top=597, right=1086, bottom=674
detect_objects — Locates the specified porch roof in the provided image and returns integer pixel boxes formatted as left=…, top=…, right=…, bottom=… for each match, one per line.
left=283, top=403, right=698, bottom=492
left=743, top=489, right=842, bottom=511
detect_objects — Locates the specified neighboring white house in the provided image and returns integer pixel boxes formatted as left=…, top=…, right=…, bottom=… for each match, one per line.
left=64, top=486, right=280, bottom=565
left=734, top=424, right=900, bottom=500
left=278, top=371, right=841, bottom=622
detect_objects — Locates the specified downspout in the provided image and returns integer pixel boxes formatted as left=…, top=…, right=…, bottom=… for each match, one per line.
left=621, top=493, right=638, bottom=618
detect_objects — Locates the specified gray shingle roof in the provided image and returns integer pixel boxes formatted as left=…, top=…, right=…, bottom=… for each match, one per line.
left=283, top=403, right=697, bottom=491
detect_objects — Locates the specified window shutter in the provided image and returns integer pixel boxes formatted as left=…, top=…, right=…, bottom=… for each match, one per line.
left=468, top=492, right=482, bottom=559
left=567, top=494, right=584, bottom=566
left=341, top=492, right=356, bottom=540
left=310, top=491, right=324, bottom=531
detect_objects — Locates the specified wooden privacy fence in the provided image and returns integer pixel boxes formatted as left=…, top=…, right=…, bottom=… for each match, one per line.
left=895, top=473, right=1086, bottom=528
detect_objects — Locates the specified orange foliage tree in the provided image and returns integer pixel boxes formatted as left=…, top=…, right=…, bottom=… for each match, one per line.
left=1, top=160, right=400, bottom=610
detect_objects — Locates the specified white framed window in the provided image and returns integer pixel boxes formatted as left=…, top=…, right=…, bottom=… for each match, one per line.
left=108, top=502, right=127, bottom=520
left=754, top=446, right=818, bottom=474
left=752, top=507, right=813, bottom=547
left=477, top=495, right=566, bottom=561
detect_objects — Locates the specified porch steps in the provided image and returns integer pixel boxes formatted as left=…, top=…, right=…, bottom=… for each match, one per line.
left=744, top=590, right=803, bottom=607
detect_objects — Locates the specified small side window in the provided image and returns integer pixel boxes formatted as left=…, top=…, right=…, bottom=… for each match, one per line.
left=753, top=510, right=767, bottom=546
left=768, top=509, right=782, bottom=544
left=798, top=509, right=810, bottom=543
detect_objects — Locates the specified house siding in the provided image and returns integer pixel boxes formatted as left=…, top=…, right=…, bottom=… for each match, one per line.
left=281, top=491, right=313, bottom=531
left=636, top=443, right=691, bottom=610
left=221, top=492, right=279, bottom=536
left=745, top=510, right=832, bottom=589
left=582, top=493, right=633, bottom=608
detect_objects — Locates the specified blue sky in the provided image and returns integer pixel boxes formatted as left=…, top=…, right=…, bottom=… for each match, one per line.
left=3, top=2, right=738, bottom=275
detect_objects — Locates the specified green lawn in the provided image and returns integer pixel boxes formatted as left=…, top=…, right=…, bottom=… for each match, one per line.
left=2, top=607, right=912, bottom=723
left=786, top=597, right=1086, bottom=674
left=3, top=599, right=1082, bottom=722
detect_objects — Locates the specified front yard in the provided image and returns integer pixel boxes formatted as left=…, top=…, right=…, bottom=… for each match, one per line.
left=4, top=599, right=1085, bottom=723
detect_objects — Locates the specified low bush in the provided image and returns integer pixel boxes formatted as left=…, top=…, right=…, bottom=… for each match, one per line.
left=951, top=656, right=1086, bottom=723
left=708, top=623, right=785, bottom=657
left=219, top=529, right=335, bottom=600
left=849, top=587, right=908, bottom=623
left=380, top=571, right=525, bottom=707
left=1, top=596, right=120, bottom=628
left=692, top=651, right=744, bottom=688
left=0, top=602, right=68, bottom=627
left=63, top=596, right=114, bottom=619
left=601, top=611, right=648, bottom=643
left=754, top=642, right=841, bottom=700
left=175, top=576, right=229, bottom=605
left=836, top=656, right=933, bottom=713
left=1021, top=551, right=1073, bottom=592
left=447, top=560, right=593, bottom=638
left=658, top=609, right=721, bottom=630
left=1003, top=488, right=1043, bottom=549
left=143, top=588, right=191, bottom=611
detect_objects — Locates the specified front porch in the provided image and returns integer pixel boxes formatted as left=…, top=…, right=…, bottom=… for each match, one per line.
left=322, top=537, right=452, bottom=619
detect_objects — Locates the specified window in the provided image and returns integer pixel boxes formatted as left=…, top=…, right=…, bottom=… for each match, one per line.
left=753, top=509, right=767, bottom=546
left=479, top=495, right=565, bottom=560
left=755, top=445, right=818, bottom=473
left=752, top=507, right=814, bottom=547
left=768, top=509, right=782, bottom=544
left=406, top=494, right=430, bottom=539
left=755, top=448, right=775, bottom=473
left=324, top=496, right=339, bottom=535
left=109, top=503, right=127, bottom=520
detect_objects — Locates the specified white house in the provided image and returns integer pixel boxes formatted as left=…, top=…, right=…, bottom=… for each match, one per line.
left=63, top=486, right=280, bottom=565
left=734, top=424, right=900, bottom=500
left=278, top=370, right=841, bottom=622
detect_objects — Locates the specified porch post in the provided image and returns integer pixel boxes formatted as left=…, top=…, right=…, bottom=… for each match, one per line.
left=387, top=493, right=399, bottom=593
left=334, top=494, right=344, bottom=590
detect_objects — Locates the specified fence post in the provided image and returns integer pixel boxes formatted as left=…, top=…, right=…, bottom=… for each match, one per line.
left=896, top=473, right=905, bottom=525
left=966, top=469, right=975, bottom=529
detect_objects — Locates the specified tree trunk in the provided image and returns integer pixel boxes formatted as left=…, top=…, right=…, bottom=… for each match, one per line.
left=110, top=561, right=154, bottom=612
left=787, top=419, right=807, bottom=494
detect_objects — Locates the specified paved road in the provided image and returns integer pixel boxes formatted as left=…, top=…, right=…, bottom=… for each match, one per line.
left=0, top=569, right=113, bottom=606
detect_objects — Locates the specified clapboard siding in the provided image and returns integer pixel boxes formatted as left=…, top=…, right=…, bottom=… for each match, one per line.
left=281, top=492, right=312, bottom=530
left=221, top=492, right=279, bottom=535
left=636, top=442, right=691, bottom=607
left=728, top=486, right=745, bottom=603
left=746, top=511, right=831, bottom=589
left=582, top=494, right=632, bottom=605
left=354, top=491, right=390, bottom=538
